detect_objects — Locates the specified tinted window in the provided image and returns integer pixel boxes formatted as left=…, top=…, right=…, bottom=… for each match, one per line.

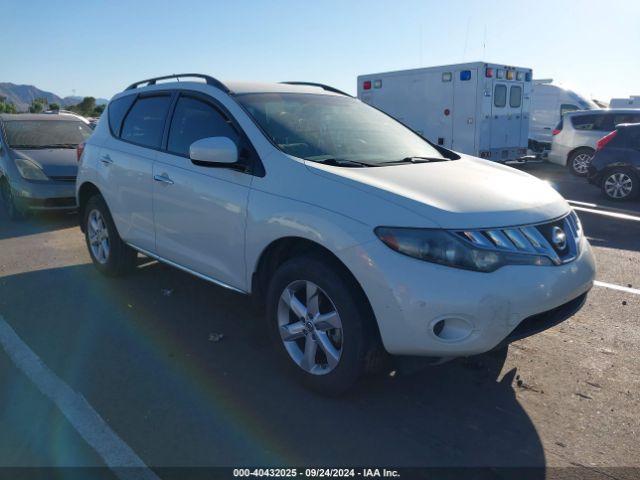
left=560, top=104, right=579, bottom=117
left=625, top=126, right=640, bottom=148
left=3, top=120, right=92, bottom=148
left=509, top=86, right=522, bottom=108
left=167, top=96, right=238, bottom=156
left=120, top=95, right=172, bottom=148
left=494, top=85, right=507, bottom=108
left=612, top=113, right=640, bottom=127
left=572, top=114, right=601, bottom=131
left=108, top=95, right=136, bottom=137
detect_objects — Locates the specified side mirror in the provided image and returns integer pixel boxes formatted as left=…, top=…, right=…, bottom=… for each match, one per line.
left=189, top=137, right=238, bottom=166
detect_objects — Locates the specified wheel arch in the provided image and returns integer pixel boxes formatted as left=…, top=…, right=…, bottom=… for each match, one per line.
left=251, top=236, right=385, bottom=367
left=77, top=181, right=102, bottom=232
left=567, top=145, right=594, bottom=162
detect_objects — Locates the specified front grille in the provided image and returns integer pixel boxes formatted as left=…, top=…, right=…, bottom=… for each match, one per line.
left=455, top=211, right=582, bottom=265
left=29, top=197, right=77, bottom=208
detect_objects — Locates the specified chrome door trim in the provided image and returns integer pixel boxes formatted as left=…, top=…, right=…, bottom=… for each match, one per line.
left=126, top=242, right=248, bottom=295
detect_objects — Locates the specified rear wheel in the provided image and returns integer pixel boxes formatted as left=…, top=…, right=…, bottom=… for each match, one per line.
left=266, top=255, right=377, bottom=395
left=0, top=179, right=26, bottom=220
left=601, top=169, right=638, bottom=201
left=84, top=194, right=137, bottom=276
left=568, top=148, right=594, bottom=177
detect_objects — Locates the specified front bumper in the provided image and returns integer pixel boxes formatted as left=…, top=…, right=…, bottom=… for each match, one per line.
left=11, top=178, right=77, bottom=211
left=341, top=235, right=596, bottom=357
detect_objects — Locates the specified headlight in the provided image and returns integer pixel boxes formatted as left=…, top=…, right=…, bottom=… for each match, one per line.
left=14, top=158, right=48, bottom=181
left=375, top=227, right=553, bottom=272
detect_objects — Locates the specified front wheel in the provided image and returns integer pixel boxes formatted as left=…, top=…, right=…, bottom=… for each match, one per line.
left=266, top=255, right=377, bottom=395
left=601, top=170, right=638, bottom=201
left=568, top=148, right=594, bottom=177
left=84, top=194, right=137, bottom=276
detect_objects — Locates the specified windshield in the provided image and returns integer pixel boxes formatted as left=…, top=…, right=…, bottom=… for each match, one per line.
left=3, top=120, right=92, bottom=148
left=236, top=93, right=445, bottom=165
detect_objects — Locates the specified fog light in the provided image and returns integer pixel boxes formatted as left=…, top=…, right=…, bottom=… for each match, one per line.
left=431, top=317, right=473, bottom=342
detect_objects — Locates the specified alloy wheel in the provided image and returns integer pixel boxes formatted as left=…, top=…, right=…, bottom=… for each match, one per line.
left=87, top=209, right=110, bottom=264
left=572, top=153, right=592, bottom=174
left=277, top=280, right=343, bottom=375
left=604, top=172, right=633, bottom=199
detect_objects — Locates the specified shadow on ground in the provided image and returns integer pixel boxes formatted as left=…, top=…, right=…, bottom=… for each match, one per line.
left=0, top=261, right=545, bottom=472
left=0, top=208, right=78, bottom=240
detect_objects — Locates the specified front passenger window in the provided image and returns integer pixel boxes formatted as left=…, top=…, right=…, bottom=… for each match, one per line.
left=167, top=96, right=239, bottom=156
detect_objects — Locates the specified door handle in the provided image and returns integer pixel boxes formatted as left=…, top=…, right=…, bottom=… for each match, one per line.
left=100, top=154, right=113, bottom=165
left=153, top=173, right=174, bottom=185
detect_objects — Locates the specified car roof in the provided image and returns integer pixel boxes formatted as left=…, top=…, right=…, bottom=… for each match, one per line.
left=117, top=80, right=348, bottom=98
left=616, top=122, right=640, bottom=129
left=566, top=108, right=640, bottom=117
left=0, top=113, right=87, bottom=122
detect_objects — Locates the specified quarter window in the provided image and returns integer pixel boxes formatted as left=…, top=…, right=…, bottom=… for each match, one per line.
left=167, top=96, right=239, bottom=156
left=509, top=86, right=522, bottom=108
left=494, top=85, right=507, bottom=108
left=120, top=95, right=172, bottom=148
left=108, top=95, right=136, bottom=137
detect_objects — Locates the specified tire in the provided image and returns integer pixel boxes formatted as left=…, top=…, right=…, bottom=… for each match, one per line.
left=568, top=148, right=594, bottom=177
left=266, top=254, right=378, bottom=395
left=83, top=194, right=137, bottom=276
left=1, top=179, right=26, bottom=221
left=601, top=169, right=638, bottom=201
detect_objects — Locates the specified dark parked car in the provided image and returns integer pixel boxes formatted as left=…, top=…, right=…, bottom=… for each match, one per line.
left=588, top=123, right=640, bottom=201
left=0, top=113, right=93, bottom=219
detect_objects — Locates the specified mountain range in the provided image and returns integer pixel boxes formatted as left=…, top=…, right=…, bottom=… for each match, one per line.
left=0, top=83, right=109, bottom=112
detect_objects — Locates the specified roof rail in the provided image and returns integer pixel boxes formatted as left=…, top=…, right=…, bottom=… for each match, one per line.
left=280, top=82, right=352, bottom=97
left=125, top=73, right=230, bottom=93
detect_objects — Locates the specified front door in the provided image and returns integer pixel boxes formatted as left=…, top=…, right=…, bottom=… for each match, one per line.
left=152, top=93, right=252, bottom=291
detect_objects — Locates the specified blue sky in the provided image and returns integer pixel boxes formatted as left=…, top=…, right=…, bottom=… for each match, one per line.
left=2, top=0, right=639, bottom=101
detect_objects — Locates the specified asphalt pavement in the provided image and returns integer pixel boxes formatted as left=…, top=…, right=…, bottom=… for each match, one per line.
left=0, top=162, right=638, bottom=479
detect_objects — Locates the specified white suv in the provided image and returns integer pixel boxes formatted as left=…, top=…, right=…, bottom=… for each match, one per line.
left=76, top=74, right=596, bottom=394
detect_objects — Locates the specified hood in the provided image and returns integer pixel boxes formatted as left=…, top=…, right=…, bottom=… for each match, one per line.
left=12, top=148, right=78, bottom=178
left=307, top=155, right=570, bottom=229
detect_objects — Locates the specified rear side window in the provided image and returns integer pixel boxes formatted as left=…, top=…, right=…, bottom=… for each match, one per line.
left=120, top=95, right=172, bottom=148
left=509, top=86, right=522, bottom=108
left=494, top=85, right=507, bottom=107
left=571, top=114, right=599, bottom=131
left=108, top=95, right=136, bottom=137
left=167, top=96, right=238, bottom=156
left=626, top=126, right=640, bottom=148
left=612, top=113, right=640, bottom=127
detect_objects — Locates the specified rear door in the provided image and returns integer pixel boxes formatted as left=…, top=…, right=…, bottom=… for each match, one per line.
left=490, top=82, right=508, bottom=149
left=100, top=92, right=173, bottom=251
left=451, top=68, right=477, bottom=153
left=507, top=83, right=524, bottom=147
left=152, top=92, right=253, bottom=291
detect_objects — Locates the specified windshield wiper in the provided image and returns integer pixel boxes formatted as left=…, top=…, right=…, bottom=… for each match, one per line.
left=379, top=156, right=447, bottom=165
left=314, top=158, right=374, bottom=168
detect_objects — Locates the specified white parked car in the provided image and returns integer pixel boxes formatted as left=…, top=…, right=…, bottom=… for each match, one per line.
left=548, top=109, right=640, bottom=176
left=529, top=79, right=599, bottom=156
left=76, top=74, right=596, bottom=394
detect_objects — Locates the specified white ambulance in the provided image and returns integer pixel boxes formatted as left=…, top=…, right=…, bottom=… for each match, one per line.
left=357, top=62, right=533, bottom=162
